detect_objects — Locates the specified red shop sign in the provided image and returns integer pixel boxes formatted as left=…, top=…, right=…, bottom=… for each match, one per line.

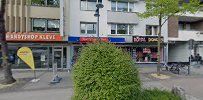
left=6, top=32, right=62, bottom=41
left=80, top=37, right=109, bottom=43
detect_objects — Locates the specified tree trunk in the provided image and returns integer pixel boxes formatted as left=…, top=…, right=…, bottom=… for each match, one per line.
left=157, top=14, right=162, bottom=76
left=0, top=0, right=16, bottom=84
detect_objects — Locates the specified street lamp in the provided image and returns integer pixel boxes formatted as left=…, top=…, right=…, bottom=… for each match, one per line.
left=94, top=3, right=104, bottom=40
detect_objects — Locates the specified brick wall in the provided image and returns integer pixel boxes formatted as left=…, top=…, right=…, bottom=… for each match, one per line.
left=168, top=17, right=179, bottom=37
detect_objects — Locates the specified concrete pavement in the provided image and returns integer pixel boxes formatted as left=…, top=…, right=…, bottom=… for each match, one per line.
left=0, top=70, right=73, bottom=100
left=1, top=65, right=203, bottom=100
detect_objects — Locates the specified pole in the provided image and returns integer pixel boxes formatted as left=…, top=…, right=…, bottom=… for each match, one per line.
left=97, top=8, right=100, bottom=40
left=189, top=49, right=192, bottom=75
left=33, top=70, right=37, bottom=80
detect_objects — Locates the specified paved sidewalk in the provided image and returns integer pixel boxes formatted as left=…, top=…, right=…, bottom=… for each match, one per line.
left=1, top=65, right=203, bottom=100
left=140, top=65, right=203, bottom=100
left=0, top=70, right=73, bottom=100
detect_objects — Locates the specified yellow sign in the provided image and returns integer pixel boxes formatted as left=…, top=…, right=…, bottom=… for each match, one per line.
left=17, top=47, right=35, bottom=70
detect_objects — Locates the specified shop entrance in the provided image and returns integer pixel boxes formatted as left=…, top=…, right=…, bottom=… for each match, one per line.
left=52, top=47, right=66, bottom=69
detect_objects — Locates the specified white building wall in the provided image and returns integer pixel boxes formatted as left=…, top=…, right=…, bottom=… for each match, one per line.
left=68, top=0, right=168, bottom=42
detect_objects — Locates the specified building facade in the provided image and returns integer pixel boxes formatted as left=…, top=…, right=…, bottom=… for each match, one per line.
left=168, top=6, right=203, bottom=63
left=68, top=0, right=168, bottom=64
left=3, top=0, right=170, bottom=69
left=4, top=0, right=70, bottom=69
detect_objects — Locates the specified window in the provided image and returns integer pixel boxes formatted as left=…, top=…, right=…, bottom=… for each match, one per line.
left=117, top=24, right=128, bottom=34
left=129, top=25, right=134, bottom=34
left=146, top=25, right=152, bottom=35
left=33, top=19, right=46, bottom=32
left=111, top=1, right=134, bottom=12
left=179, top=22, right=192, bottom=30
left=31, top=0, right=59, bottom=7
left=47, top=0, right=59, bottom=6
left=117, top=2, right=128, bottom=12
left=111, top=24, right=134, bottom=35
left=111, top=2, right=116, bottom=11
left=32, top=19, right=60, bottom=32
left=111, top=24, right=116, bottom=34
left=47, top=20, right=60, bottom=32
left=80, top=0, right=98, bottom=11
left=80, top=23, right=97, bottom=34
left=146, top=25, right=158, bottom=35
left=129, top=3, right=134, bottom=12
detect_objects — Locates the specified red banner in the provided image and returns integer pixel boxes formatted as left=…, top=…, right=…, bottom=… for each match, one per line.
left=6, top=32, right=62, bottom=41
left=80, top=37, right=109, bottom=43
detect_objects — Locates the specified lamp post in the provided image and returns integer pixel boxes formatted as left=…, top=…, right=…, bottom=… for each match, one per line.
left=94, top=3, right=104, bottom=40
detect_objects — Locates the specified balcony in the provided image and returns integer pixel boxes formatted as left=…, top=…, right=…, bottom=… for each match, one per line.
left=107, top=11, right=139, bottom=24
left=169, top=30, right=203, bottom=41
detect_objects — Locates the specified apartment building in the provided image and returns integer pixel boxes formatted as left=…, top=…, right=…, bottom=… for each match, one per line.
left=68, top=0, right=168, bottom=64
left=4, top=0, right=71, bottom=69
left=3, top=0, right=169, bottom=69
left=168, top=3, right=203, bottom=63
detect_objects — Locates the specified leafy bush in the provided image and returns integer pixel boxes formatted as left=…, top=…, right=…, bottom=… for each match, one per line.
left=138, top=89, right=181, bottom=100
left=73, top=42, right=141, bottom=100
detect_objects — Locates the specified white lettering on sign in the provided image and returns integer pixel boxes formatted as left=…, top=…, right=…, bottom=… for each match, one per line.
left=6, top=33, right=61, bottom=41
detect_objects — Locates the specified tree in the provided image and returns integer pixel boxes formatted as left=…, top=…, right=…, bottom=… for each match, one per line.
left=139, top=0, right=202, bottom=75
left=0, top=0, right=16, bottom=84
left=0, top=0, right=39, bottom=84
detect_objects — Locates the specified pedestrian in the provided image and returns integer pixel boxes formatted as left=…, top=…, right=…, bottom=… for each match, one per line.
left=189, top=55, right=194, bottom=62
left=195, top=54, right=202, bottom=64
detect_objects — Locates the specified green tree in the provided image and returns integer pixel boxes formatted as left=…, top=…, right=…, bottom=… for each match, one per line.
left=139, top=0, right=202, bottom=75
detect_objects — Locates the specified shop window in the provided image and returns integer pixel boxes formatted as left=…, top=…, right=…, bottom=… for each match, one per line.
left=146, top=25, right=158, bottom=36
left=111, top=1, right=134, bottom=12
left=80, top=0, right=98, bottom=11
left=80, top=23, right=96, bottom=34
left=31, top=0, right=59, bottom=7
left=111, top=24, right=135, bottom=35
left=121, top=47, right=159, bottom=62
left=32, top=18, right=60, bottom=33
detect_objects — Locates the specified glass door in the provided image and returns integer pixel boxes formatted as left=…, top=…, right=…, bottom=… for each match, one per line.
left=53, top=47, right=63, bottom=69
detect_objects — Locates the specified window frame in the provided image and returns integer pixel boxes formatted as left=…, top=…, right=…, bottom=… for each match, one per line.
left=110, top=24, right=134, bottom=35
left=145, top=25, right=159, bottom=36
left=31, top=0, right=60, bottom=7
left=31, top=18, right=60, bottom=33
left=80, top=23, right=97, bottom=34
left=80, top=0, right=100, bottom=11
left=111, top=1, right=135, bottom=12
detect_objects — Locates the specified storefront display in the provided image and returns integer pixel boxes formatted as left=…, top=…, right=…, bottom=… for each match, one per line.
left=121, top=47, right=160, bottom=63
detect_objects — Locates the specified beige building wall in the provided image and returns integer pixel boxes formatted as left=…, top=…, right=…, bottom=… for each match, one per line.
left=5, top=0, right=60, bottom=33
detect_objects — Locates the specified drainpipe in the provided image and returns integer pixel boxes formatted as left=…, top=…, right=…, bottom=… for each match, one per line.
left=60, top=0, right=64, bottom=36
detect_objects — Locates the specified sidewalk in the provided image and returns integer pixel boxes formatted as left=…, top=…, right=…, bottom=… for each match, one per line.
left=0, top=70, right=73, bottom=100
left=1, top=66, right=203, bottom=100
left=139, top=65, right=203, bottom=100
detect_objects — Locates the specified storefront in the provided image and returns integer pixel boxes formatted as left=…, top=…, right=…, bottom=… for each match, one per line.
left=68, top=36, right=165, bottom=64
left=68, top=36, right=126, bottom=65
left=129, top=36, right=164, bottom=63
left=6, top=32, right=68, bottom=69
